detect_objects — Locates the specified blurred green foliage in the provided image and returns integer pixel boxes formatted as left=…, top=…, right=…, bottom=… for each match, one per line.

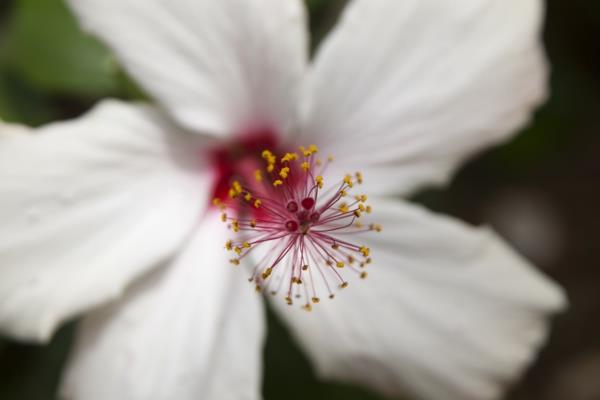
left=0, top=0, right=146, bottom=124
left=0, top=327, right=73, bottom=400
left=2, top=0, right=118, bottom=96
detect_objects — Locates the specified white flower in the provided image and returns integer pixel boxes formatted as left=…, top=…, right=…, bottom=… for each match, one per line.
left=0, top=1, right=566, bottom=400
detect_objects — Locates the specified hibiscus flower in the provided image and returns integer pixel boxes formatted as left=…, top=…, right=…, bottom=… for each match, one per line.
left=0, top=1, right=565, bottom=400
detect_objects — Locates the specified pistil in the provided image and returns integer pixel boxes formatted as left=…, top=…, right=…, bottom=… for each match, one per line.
left=214, top=144, right=381, bottom=310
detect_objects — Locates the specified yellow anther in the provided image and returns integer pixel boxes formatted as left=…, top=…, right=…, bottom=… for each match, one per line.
left=360, top=271, right=368, bottom=279
left=301, top=144, right=318, bottom=156
left=327, top=155, right=334, bottom=162
left=232, top=220, right=239, bottom=232
left=354, top=210, right=362, bottom=218
left=255, top=284, right=262, bottom=293
left=267, top=164, right=274, bottom=173
left=316, top=159, right=322, bottom=166
left=225, top=240, right=233, bottom=251
left=340, top=282, right=349, bottom=289
left=281, top=152, right=298, bottom=163
left=244, top=193, right=252, bottom=202
left=301, top=162, right=310, bottom=171
left=262, top=267, right=273, bottom=280
left=340, top=190, right=348, bottom=197
left=355, top=221, right=364, bottom=228
left=360, top=246, right=370, bottom=257
left=285, top=296, right=293, bottom=305
left=336, top=261, right=345, bottom=268
left=250, top=219, right=257, bottom=228
left=221, top=212, right=227, bottom=222
left=338, top=203, right=349, bottom=213
left=230, top=259, right=240, bottom=266
left=212, top=198, right=221, bottom=207
left=343, top=174, right=354, bottom=188
left=234, top=246, right=242, bottom=255
left=303, top=303, right=313, bottom=312
left=254, top=169, right=263, bottom=182
left=279, top=167, right=290, bottom=179
left=366, top=205, right=372, bottom=214
left=260, top=148, right=276, bottom=166
left=273, top=180, right=283, bottom=187
left=355, top=194, right=368, bottom=203
left=299, top=144, right=315, bottom=156
left=370, top=223, right=382, bottom=232
left=358, top=203, right=366, bottom=212
left=243, top=242, right=251, bottom=249
left=254, top=199, right=262, bottom=208
left=311, top=297, right=320, bottom=304
left=315, top=175, right=324, bottom=188
left=229, top=181, right=243, bottom=199
left=355, top=171, right=363, bottom=184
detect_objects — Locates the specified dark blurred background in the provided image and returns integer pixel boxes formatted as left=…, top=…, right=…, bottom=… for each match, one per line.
left=0, top=0, right=599, bottom=399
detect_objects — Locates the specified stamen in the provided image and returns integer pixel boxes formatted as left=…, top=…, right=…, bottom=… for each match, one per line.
left=216, top=145, right=380, bottom=310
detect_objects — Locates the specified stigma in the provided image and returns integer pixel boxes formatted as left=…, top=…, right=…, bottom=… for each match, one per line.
left=213, top=144, right=381, bottom=311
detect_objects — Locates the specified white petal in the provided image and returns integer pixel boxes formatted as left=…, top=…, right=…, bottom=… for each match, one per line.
left=301, top=0, right=547, bottom=196
left=271, top=198, right=565, bottom=400
left=0, top=121, right=31, bottom=136
left=66, top=0, right=308, bottom=137
left=0, top=100, right=207, bottom=342
left=60, top=215, right=265, bottom=400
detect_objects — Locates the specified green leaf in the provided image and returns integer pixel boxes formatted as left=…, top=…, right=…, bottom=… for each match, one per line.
left=0, top=67, right=56, bottom=125
left=3, top=0, right=119, bottom=97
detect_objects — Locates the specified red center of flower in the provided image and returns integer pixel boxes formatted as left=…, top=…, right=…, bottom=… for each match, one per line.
left=212, top=138, right=381, bottom=311
left=209, top=130, right=279, bottom=202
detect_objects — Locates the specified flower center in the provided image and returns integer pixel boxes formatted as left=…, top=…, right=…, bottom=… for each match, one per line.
left=213, top=143, right=381, bottom=311
left=209, top=130, right=279, bottom=202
